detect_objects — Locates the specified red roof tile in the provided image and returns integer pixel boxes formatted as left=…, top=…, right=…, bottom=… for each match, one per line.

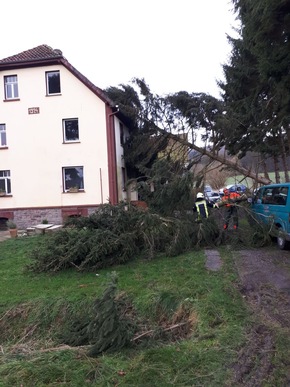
left=0, top=45, right=63, bottom=63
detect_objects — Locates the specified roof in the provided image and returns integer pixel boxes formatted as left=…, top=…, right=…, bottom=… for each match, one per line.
left=0, top=44, right=115, bottom=107
left=0, top=44, right=63, bottom=64
left=258, top=183, right=290, bottom=188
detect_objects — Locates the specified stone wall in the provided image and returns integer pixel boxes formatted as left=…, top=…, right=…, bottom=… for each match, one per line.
left=0, top=205, right=99, bottom=230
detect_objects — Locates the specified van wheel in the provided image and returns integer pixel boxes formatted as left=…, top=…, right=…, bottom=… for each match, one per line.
left=277, top=229, right=290, bottom=250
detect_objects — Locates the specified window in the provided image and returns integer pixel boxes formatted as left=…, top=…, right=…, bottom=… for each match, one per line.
left=63, top=166, right=84, bottom=191
left=4, top=75, right=19, bottom=99
left=46, top=71, right=61, bottom=95
left=63, top=118, right=79, bottom=142
left=0, top=170, right=11, bottom=194
left=0, top=124, right=7, bottom=147
left=262, top=187, right=288, bottom=205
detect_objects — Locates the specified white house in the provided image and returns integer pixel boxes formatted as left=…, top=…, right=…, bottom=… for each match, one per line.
left=0, top=45, right=137, bottom=229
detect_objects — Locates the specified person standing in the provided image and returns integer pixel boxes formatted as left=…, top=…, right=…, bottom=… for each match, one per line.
left=193, top=192, right=218, bottom=221
left=222, top=188, right=241, bottom=230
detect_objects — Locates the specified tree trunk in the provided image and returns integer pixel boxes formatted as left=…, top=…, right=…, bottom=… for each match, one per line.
left=279, top=131, right=290, bottom=182
left=262, top=157, right=270, bottom=181
left=157, top=129, right=272, bottom=185
left=285, top=126, right=290, bottom=161
left=273, top=155, right=280, bottom=183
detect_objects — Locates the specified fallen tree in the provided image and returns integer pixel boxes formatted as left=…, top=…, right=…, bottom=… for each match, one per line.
left=106, top=81, right=272, bottom=188
left=157, top=129, right=271, bottom=186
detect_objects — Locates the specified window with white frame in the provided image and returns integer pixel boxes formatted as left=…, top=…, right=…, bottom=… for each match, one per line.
left=63, top=118, right=79, bottom=142
left=46, top=70, right=61, bottom=95
left=63, top=166, right=84, bottom=191
left=4, top=75, right=19, bottom=100
left=0, top=170, right=11, bottom=194
left=0, top=124, right=7, bottom=147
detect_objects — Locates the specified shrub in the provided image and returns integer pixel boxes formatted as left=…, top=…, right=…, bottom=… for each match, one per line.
left=6, top=220, right=17, bottom=229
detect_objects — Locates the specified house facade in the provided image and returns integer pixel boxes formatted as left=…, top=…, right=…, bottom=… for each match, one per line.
left=0, top=45, right=137, bottom=229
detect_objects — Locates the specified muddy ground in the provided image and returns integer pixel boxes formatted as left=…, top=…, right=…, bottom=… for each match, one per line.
left=229, top=246, right=290, bottom=386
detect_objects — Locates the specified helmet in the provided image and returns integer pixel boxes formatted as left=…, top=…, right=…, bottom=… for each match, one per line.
left=197, top=192, right=204, bottom=199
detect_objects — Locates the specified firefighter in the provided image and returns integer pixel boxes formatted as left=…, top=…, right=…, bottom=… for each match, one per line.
left=222, top=187, right=241, bottom=230
left=193, top=192, right=218, bottom=221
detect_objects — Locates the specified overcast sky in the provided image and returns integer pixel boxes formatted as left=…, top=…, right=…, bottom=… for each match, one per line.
left=3, top=0, right=239, bottom=98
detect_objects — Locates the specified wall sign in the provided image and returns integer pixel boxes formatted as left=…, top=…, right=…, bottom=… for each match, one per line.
left=28, top=107, right=40, bottom=114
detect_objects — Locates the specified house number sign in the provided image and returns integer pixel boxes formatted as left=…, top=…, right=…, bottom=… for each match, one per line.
left=28, top=107, right=40, bottom=114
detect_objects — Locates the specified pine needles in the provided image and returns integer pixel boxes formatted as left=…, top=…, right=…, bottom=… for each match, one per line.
left=27, top=203, right=198, bottom=273
left=26, top=202, right=273, bottom=274
left=60, top=272, right=134, bottom=357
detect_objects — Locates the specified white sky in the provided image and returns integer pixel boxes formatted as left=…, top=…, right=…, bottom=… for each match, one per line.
left=3, top=0, right=239, bottom=98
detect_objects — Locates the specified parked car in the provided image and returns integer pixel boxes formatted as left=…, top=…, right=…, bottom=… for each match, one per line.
left=204, top=185, right=213, bottom=195
left=250, top=183, right=290, bottom=249
left=226, top=184, right=247, bottom=193
left=205, top=191, right=221, bottom=203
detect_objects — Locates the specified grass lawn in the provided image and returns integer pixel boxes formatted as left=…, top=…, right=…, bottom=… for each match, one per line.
left=0, top=235, right=276, bottom=386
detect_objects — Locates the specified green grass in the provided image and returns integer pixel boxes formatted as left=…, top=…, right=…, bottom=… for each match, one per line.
left=0, top=235, right=287, bottom=386
left=0, top=237, right=108, bottom=306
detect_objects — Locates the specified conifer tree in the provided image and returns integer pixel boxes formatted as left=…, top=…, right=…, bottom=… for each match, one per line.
left=60, top=272, right=133, bottom=355
left=220, top=0, right=290, bottom=180
left=87, top=272, right=132, bottom=357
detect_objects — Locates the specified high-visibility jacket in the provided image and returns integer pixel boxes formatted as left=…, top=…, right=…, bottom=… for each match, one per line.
left=222, top=192, right=241, bottom=207
left=193, top=199, right=209, bottom=219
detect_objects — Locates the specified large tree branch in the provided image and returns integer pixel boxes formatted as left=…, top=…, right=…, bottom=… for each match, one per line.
left=155, top=127, right=271, bottom=185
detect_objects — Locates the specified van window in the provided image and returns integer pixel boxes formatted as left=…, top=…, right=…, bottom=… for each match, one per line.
left=262, top=186, right=288, bottom=205
left=253, top=188, right=263, bottom=203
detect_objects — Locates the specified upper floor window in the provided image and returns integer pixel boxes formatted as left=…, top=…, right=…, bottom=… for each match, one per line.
left=46, top=71, right=61, bottom=95
left=63, top=166, right=84, bottom=192
left=4, top=75, right=19, bottom=100
left=0, top=124, right=7, bottom=147
left=63, top=118, right=79, bottom=142
left=0, top=170, right=11, bottom=194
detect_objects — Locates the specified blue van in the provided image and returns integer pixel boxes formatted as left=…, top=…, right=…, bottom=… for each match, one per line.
left=251, top=183, right=290, bottom=249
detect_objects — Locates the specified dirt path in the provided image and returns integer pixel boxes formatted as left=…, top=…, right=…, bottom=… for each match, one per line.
left=231, top=247, right=290, bottom=386
left=235, top=248, right=290, bottom=330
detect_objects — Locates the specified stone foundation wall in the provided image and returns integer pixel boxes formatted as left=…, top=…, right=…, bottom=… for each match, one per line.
left=0, top=206, right=99, bottom=230
left=14, top=208, right=62, bottom=229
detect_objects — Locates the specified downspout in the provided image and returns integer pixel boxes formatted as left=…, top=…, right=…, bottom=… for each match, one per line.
left=106, top=104, right=119, bottom=205
left=99, top=168, right=103, bottom=204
